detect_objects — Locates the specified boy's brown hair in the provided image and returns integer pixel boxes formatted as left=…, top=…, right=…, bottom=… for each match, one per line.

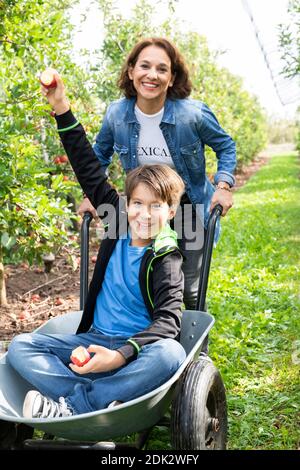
left=125, top=164, right=185, bottom=207
left=118, top=37, right=192, bottom=99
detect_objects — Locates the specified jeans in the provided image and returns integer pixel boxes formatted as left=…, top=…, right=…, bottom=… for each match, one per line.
left=171, top=193, right=206, bottom=310
left=7, top=329, right=186, bottom=415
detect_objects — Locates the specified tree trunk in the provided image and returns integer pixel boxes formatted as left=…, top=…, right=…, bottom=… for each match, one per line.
left=0, top=261, right=8, bottom=306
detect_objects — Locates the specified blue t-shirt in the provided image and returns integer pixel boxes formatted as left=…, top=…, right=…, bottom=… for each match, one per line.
left=93, top=233, right=152, bottom=336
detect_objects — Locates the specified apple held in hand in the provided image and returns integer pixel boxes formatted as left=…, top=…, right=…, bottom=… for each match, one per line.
left=40, top=69, right=57, bottom=89
left=71, top=346, right=91, bottom=367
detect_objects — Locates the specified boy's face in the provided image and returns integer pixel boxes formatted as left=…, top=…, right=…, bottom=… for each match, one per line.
left=127, top=182, right=176, bottom=247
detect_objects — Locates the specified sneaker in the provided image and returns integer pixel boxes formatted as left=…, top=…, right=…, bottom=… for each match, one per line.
left=23, top=390, right=73, bottom=419
left=107, top=400, right=123, bottom=409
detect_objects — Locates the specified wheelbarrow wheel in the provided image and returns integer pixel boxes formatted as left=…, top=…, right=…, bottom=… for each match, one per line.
left=170, top=357, right=227, bottom=450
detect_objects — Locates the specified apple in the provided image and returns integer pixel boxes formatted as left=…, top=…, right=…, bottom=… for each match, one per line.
left=19, top=310, right=30, bottom=321
left=59, top=155, right=68, bottom=163
left=71, top=346, right=91, bottom=367
left=31, top=294, right=40, bottom=303
left=40, top=69, right=57, bottom=89
left=91, top=255, right=97, bottom=263
left=54, top=297, right=64, bottom=306
left=54, top=156, right=62, bottom=165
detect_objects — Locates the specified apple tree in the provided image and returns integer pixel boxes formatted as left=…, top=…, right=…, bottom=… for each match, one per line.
left=0, top=0, right=97, bottom=304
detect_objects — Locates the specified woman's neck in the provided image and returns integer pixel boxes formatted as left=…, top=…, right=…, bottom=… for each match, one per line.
left=136, top=96, right=166, bottom=115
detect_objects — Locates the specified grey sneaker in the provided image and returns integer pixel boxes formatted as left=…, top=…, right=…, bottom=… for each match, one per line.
left=23, top=390, right=73, bottom=419
left=107, top=400, right=123, bottom=409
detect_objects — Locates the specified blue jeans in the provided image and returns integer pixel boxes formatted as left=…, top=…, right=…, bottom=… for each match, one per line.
left=7, top=329, right=186, bottom=415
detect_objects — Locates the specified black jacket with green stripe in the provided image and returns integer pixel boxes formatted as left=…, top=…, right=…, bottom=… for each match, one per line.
left=55, top=110, right=184, bottom=364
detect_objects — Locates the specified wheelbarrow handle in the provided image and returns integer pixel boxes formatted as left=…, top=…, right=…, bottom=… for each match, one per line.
left=196, top=204, right=223, bottom=311
left=80, top=212, right=93, bottom=310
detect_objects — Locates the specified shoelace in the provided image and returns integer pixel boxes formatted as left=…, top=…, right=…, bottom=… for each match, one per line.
left=40, top=396, right=72, bottom=418
left=58, top=397, right=72, bottom=417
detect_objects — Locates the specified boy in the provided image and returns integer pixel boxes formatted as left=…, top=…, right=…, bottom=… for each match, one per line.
left=7, top=72, right=186, bottom=418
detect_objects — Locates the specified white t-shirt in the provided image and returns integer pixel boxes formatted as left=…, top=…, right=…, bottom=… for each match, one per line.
left=135, top=105, right=175, bottom=168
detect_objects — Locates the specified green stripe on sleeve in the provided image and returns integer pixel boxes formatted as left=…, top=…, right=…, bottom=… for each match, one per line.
left=127, top=339, right=141, bottom=355
left=57, top=121, right=80, bottom=133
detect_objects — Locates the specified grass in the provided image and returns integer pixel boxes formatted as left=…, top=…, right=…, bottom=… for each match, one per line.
left=207, top=153, right=300, bottom=449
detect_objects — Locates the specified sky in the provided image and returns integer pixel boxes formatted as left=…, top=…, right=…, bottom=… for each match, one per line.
left=70, top=0, right=299, bottom=119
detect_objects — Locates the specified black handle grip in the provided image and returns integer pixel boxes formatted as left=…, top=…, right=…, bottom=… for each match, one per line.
left=196, top=204, right=223, bottom=311
left=80, top=212, right=93, bottom=310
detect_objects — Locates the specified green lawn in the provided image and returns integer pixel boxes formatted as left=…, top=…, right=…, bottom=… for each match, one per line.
left=146, top=152, right=300, bottom=450
left=208, top=153, right=300, bottom=449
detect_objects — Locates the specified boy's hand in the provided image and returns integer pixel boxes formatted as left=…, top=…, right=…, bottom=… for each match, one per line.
left=69, top=345, right=126, bottom=374
left=40, top=68, right=70, bottom=115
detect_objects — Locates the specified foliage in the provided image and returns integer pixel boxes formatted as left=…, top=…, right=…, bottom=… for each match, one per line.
left=0, top=0, right=98, bottom=276
left=267, top=117, right=298, bottom=144
left=278, top=0, right=300, bottom=154
left=278, top=0, right=300, bottom=78
left=172, top=31, right=267, bottom=170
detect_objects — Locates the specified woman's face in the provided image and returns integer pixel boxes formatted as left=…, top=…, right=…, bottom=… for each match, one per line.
left=128, top=45, right=174, bottom=107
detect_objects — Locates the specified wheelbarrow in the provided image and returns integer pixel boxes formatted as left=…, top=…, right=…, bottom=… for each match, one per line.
left=0, top=204, right=227, bottom=450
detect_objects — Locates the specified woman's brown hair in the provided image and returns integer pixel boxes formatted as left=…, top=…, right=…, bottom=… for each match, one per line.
left=118, top=37, right=192, bottom=99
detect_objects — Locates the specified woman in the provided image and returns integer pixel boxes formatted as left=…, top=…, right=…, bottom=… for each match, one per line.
left=79, top=37, right=236, bottom=310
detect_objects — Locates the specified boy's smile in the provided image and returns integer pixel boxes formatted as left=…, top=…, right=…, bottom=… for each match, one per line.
left=127, top=182, right=176, bottom=247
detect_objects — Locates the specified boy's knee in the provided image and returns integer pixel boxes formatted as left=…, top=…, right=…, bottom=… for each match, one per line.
left=155, top=338, right=186, bottom=369
left=7, top=333, right=32, bottom=361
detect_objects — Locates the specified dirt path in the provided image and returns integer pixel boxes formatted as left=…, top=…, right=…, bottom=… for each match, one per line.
left=0, top=143, right=296, bottom=348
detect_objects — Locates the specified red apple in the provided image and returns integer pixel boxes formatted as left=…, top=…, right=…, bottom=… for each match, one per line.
left=31, top=294, right=40, bottom=303
left=54, top=297, right=64, bottom=306
left=19, top=310, right=30, bottom=321
left=91, top=255, right=97, bottom=263
left=54, top=156, right=62, bottom=165
left=59, top=155, right=68, bottom=163
left=71, top=346, right=91, bottom=367
left=40, top=69, right=57, bottom=89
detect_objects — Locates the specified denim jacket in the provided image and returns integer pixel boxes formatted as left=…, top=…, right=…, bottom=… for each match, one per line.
left=93, top=97, right=236, bottom=230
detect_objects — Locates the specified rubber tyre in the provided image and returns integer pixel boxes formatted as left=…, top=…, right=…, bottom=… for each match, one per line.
left=171, top=358, right=227, bottom=450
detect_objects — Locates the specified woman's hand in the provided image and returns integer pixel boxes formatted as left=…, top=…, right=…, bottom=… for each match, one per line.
left=69, top=345, right=126, bottom=375
left=77, top=197, right=99, bottom=220
left=40, top=68, right=70, bottom=115
left=210, top=188, right=233, bottom=216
